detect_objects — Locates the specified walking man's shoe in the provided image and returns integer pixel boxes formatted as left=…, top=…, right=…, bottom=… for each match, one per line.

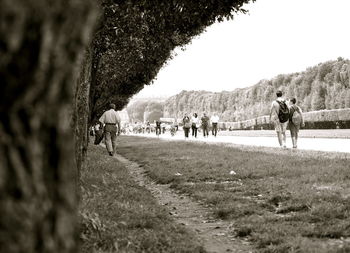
left=109, top=152, right=113, bottom=156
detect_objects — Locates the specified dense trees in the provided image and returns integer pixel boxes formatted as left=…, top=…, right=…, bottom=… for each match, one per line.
left=86, top=0, right=254, bottom=124
left=126, top=100, right=164, bottom=123
left=144, top=102, right=164, bottom=122
left=164, top=58, right=350, bottom=121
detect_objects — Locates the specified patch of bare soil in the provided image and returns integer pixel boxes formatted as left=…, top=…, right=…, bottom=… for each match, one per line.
left=115, top=154, right=253, bottom=253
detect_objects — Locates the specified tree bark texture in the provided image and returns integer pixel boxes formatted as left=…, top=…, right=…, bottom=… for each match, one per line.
left=74, top=50, right=92, bottom=176
left=0, top=1, right=97, bottom=252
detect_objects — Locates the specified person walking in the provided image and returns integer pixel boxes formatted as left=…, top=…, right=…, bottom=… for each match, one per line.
left=99, top=103, right=121, bottom=156
left=191, top=113, right=200, bottom=138
left=288, top=98, right=305, bottom=148
left=146, top=121, right=151, bottom=134
left=182, top=113, right=191, bottom=139
left=210, top=112, right=220, bottom=137
left=201, top=112, right=210, bottom=138
left=155, top=120, right=162, bottom=136
left=269, top=90, right=289, bottom=148
left=93, top=121, right=104, bottom=145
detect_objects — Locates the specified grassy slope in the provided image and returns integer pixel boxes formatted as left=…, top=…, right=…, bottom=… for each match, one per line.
left=117, top=136, right=350, bottom=253
left=80, top=144, right=205, bottom=253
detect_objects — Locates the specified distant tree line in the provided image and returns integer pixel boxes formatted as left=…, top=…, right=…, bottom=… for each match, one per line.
left=164, top=58, right=350, bottom=122
left=126, top=100, right=164, bottom=123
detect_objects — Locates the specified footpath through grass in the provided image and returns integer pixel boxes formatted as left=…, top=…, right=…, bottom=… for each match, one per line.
left=117, top=136, right=350, bottom=253
left=80, top=144, right=205, bottom=253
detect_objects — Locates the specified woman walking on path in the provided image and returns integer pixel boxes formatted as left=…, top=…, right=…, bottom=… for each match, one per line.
left=182, top=113, right=191, bottom=139
left=288, top=98, right=304, bottom=148
left=191, top=113, right=200, bottom=138
left=210, top=112, right=219, bottom=137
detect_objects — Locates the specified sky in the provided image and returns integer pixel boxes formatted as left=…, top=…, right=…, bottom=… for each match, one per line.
left=134, top=0, right=350, bottom=99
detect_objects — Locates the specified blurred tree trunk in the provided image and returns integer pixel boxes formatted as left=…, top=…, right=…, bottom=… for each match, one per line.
left=74, top=49, right=93, bottom=176
left=0, top=0, right=97, bottom=252
left=74, top=22, right=103, bottom=175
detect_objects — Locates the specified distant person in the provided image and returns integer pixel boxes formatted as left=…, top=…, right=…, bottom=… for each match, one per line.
left=89, top=126, right=95, bottom=136
left=170, top=120, right=177, bottom=136
left=94, top=121, right=101, bottom=132
left=201, top=112, right=210, bottom=137
left=133, top=122, right=138, bottom=134
left=210, top=112, right=220, bottom=137
left=146, top=121, right=151, bottom=133
left=174, top=119, right=179, bottom=131
left=191, top=113, right=200, bottom=138
left=99, top=103, right=121, bottom=156
left=288, top=98, right=305, bottom=148
left=269, top=90, right=289, bottom=148
left=93, top=122, right=104, bottom=145
left=155, top=120, right=161, bottom=136
left=182, top=113, right=191, bottom=139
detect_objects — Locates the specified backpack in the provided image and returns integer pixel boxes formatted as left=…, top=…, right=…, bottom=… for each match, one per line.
left=276, top=100, right=289, bottom=123
left=291, top=106, right=302, bottom=125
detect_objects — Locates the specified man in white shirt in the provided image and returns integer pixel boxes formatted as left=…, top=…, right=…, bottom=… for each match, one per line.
left=99, top=103, right=121, bottom=156
left=210, top=112, right=220, bottom=137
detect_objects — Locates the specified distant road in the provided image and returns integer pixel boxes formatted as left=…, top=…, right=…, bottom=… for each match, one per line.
left=128, top=129, right=350, bottom=153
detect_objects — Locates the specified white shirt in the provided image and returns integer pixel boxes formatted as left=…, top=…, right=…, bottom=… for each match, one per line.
left=99, top=109, right=121, bottom=125
left=191, top=116, right=200, bottom=124
left=210, top=115, right=219, bottom=123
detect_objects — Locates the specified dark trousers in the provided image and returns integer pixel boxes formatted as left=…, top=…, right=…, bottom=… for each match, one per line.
left=156, top=127, right=161, bottom=135
left=212, top=123, right=218, bottom=136
left=202, top=125, right=209, bottom=137
left=184, top=127, right=190, bottom=138
left=191, top=125, right=197, bottom=137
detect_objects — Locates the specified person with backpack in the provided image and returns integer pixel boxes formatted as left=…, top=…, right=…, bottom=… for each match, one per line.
left=269, top=90, right=289, bottom=148
left=288, top=98, right=305, bottom=148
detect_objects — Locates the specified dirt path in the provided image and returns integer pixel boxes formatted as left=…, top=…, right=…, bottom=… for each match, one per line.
left=115, top=154, right=253, bottom=253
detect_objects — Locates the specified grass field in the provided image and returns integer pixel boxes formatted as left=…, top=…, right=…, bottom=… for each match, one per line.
left=218, top=129, right=350, bottom=139
left=79, top=144, right=205, bottom=253
left=117, top=136, right=350, bottom=253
